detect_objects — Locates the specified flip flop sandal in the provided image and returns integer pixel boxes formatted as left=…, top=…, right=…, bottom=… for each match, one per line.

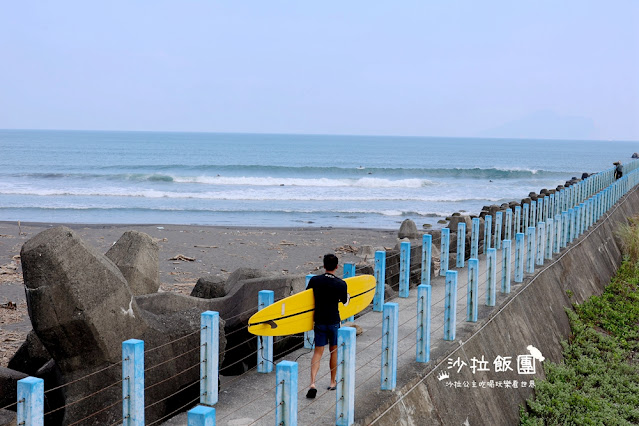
left=327, top=386, right=337, bottom=391
left=306, top=388, right=317, bottom=398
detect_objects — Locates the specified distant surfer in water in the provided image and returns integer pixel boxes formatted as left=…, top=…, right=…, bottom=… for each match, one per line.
left=306, top=253, right=348, bottom=398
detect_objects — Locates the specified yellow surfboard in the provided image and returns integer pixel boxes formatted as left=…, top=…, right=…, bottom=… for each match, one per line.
left=248, top=274, right=376, bottom=336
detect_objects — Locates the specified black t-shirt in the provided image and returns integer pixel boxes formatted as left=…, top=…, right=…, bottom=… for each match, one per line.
left=308, top=273, right=348, bottom=325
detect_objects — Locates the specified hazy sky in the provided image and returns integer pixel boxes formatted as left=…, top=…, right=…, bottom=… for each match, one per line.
left=1, top=1, right=638, bottom=140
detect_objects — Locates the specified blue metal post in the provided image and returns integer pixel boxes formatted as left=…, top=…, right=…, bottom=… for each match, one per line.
left=471, top=218, right=480, bottom=259
left=17, top=377, right=44, bottom=426
left=545, top=218, right=554, bottom=260
left=486, top=248, right=496, bottom=306
left=400, top=241, right=411, bottom=297
left=336, top=327, right=356, bottom=426
left=373, top=251, right=386, bottom=312
left=304, top=275, right=315, bottom=349
left=456, top=222, right=466, bottom=268
left=443, top=271, right=458, bottom=341
left=122, top=339, right=144, bottom=426
left=200, top=311, right=219, bottom=406
left=343, top=263, right=356, bottom=322
left=574, top=205, right=581, bottom=238
left=421, top=234, right=432, bottom=286
left=275, top=361, right=298, bottom=426
left=553, top=214, right=562, bottom=254
left=523, top=203, right=529, bottom=231
left=257, top=290, right=274, bottom=373
left=440, top=228, right=449, bottom=276
left=515, top=233, right=524, bottom=283
left=515, top=205, right=521, bottom=234
left=380, top=304, right=398, bottom=391
left=550, top=193, right=555, bottom=219
left=343, top=263, right=355, bottom=279
left=568, top=208, right=575, bottom=244
left=526, top=226, right=535, bottom=274
left=467, top=258, right=479, bottom=322
left=538, top=198, right=544, bottom=223
left=536, top=222, right=545, bottom=266
left=416, top=284, right=431, bottom=362
left=188, top=406, right=216, bottom=426
left=505, top=208, right=513, bottom=241
left=501, top=240, right=511, bottom=294
left=494, top=212, right=503, bottom=250
left=543, top=196, right=549, bottom=223
left=483, top=215, right=492, bottom=251
left=530, top=200, right=537, bottom=226
left=561, top=211, right=569, bottom=248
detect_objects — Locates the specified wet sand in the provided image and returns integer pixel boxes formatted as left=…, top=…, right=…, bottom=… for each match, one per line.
left=0, top=221, right=400, bottom=367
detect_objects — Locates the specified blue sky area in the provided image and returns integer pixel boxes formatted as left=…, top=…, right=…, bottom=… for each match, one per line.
left=1, top=1, right=638, bottom=140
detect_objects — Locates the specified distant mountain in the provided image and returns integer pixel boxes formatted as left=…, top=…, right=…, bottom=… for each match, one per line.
left=480, top=110, right=597, bottom=140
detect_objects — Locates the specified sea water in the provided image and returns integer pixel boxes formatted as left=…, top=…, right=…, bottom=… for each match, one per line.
left=0, top=130, right=635, bottom=229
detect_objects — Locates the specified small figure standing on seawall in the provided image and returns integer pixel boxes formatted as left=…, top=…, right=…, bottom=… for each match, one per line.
left=306, top=253, right=348, bottom=398
left=614, top=161, right=623, bottom=180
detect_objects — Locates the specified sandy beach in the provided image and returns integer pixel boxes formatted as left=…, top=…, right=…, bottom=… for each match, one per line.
left=0, top=221, right=400, bottom=367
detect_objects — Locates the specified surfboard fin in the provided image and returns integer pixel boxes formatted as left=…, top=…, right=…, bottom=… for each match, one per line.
left=267, top=320, right=278, bottom=329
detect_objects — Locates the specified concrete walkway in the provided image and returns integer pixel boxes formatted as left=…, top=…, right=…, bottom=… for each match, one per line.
left=163, top=244, right=526, bottom=425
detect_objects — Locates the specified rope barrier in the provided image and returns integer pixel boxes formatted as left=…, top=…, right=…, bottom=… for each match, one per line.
left=44, top=360, right=122, bottom=395
left=144, top=328, right=200, bottom=355
left=44, top=378, right=122, bottom=418
left=67, top=396, right=124, bottom=426
left=145, top=344, right=202, bottom=373
left=146, top=386, right=202, bottom=426
left=144, top=360, right=201, bottom=395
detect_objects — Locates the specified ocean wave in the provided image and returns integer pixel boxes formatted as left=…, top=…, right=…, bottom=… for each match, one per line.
left=0, top=205, right=451, bottom=217
left=8, top=165, right=573, bottom=181
left=0, top=186, right=508, bottom=203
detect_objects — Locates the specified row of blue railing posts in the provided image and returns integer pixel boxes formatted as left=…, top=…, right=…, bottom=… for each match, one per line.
left=494, top=212, right=503, bottom=250
left=343, top=263, right=356, bottom=322
left=275, top=361, right=297, bottom=426
left=123, top=339, right=144, bottom=425
left=471, top=218, right=480, bottom=259
left=486, top=248, right=496, bottom=306
left=515, top=205, right=522, bottom=234
left=337, top=327, right=356, bottom=426
left=526, top=226, right=535, bottom=274
left=304, top=275, right=315, bottom=349
left=201, top=311, right=219, bottom=406
left=17, top=377, right=44, bottom=426
left=505, top=208, right=513, bottom=241
left=467, top=258, right=479, bottom=322
left=188, top=405, right=216, bottom=426
left=523, top=203, right=529, bottom=231
left=381, top=303, right=398, bottom=391
left=443, top=271, right=458, bottom=341
left=545, top=218, right=554, bottom=260
left=515, top=233, right=524, bottom=282
left=484, top=215, right=492, bottom=251
left=421, top=234, right=432, bottom=286
left=400, top=241, right=411, bottom=297
left=257, top=290, right=274, bottom=373
left=14, top=163, right=635, bottom=426
left=457, top=222, right=466, bottom=268
left=536, top=222, right=545, bottom=266
left=501, top=240, right=511, bottom=293
left=416, top=284, right=431, bottom=362
left=440, top=228, right=450, bottom=277
left=373, top=251, right=386, bottom=312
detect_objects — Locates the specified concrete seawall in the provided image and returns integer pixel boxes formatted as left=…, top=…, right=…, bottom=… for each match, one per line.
left=360, top=185, right=637, bottom=425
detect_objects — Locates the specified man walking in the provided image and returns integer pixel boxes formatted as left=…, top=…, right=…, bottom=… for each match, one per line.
left=306, top=254, right=348, bottom=398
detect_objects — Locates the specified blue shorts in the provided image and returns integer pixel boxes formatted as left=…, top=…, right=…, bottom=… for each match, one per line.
left=314, top=323, right=339, bottom=347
